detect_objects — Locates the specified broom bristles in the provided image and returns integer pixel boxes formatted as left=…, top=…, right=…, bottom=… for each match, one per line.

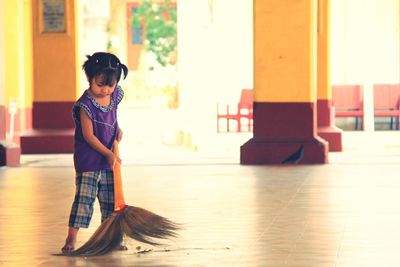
left=66, top=205, right=180, bottom=256
left=121, top=206, right=180, bottom=246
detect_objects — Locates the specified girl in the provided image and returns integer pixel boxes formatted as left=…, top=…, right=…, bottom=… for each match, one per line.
left=62, top=52, right=128, bottom=253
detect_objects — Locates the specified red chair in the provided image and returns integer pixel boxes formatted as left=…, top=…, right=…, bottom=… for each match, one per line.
left=374, top=84, right=400, bottom=130
left=217, top=89, right=253, bottom=132
left=332, top=85, right=364, bottom=130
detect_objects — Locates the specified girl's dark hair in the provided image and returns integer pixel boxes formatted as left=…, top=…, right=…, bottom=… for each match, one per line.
left=83, top=52, right=128, bottom=86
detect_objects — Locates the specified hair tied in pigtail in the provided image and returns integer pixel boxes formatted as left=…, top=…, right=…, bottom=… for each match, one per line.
left=120, top=63, right=128, bottom=79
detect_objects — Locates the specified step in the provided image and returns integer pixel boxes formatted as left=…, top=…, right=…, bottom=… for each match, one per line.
left=20, top=128, right=74, bottom=154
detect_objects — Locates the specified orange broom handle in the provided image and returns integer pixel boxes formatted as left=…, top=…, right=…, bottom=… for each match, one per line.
left=113, top=141, right=127, bottom=212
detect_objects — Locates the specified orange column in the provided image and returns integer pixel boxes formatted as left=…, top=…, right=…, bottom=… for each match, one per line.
left=0, top=0, right=5, bottom=140
left=241, top=0, right=328, bottom=164
left=0, top=0, right=30, bottom=166
left=20, top=0, right=78, bottom=153
left=316, top=0, right=342, bottom=151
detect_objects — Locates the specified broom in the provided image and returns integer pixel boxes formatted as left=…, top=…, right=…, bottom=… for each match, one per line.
left=66, top=141, right=180, bottom=256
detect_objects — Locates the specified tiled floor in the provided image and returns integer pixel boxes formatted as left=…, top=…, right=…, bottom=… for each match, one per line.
left=1, top=132, right=400, bottom=266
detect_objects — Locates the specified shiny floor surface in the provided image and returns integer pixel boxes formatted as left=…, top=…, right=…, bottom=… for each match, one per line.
left=1, top=133, right=400, bottom=266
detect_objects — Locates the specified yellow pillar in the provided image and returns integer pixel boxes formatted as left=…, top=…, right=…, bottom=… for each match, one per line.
left=3, top=0, right=33, bottom=137
left=0, top=0, right=6, bottom=140
left=20, top=0, right=78, bottom=153
left=241, top=0, right=328, bottom=164
left=0, top=0, right=26, bottom=166
left=316, top=0, right=342, bottom=151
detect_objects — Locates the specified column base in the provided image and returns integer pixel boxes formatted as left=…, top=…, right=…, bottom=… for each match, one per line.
left=240, top=136, right=328, bottom=164
left=318, top=126, right=343, bottom=152
left=19, top=101, right=75, bottom=154
left=317, top=99, right=343, bottom=152
left=0, top=140, right=21, bottom=167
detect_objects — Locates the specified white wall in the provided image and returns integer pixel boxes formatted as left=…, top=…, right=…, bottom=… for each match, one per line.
left=331, top=0, right=400, bottom=84
left=177, top=0, right=253, bottom=147
left=331, top=0, right=400, bottom=131
left=77, top=0, right=111, bottom=94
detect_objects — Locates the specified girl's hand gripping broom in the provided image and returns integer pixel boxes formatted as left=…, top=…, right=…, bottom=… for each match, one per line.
left=67, top=141, right=180, bottom=256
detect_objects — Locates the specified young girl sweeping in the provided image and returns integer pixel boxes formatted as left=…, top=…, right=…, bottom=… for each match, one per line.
left=62, top=52, right=128, bottom=254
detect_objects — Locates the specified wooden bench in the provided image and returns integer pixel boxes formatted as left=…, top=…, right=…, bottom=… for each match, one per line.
left=332, top=85, right=364, bottom=130
left=374, top=84, right=400, bottom=130
left=217, top=89, right=253, bottom=132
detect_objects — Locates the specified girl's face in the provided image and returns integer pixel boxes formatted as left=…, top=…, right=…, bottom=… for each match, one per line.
left=89, top=75, right=116, bottom=98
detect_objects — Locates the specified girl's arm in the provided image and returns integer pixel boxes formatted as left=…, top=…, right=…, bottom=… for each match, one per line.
left=80, top=108, right=121, bottom=168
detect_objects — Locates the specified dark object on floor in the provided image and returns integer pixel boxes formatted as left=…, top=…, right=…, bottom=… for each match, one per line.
left=281, top=145, right=304, bottom=164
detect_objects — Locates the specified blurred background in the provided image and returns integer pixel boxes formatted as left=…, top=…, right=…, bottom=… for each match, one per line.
left=0, top=0, right=399, bottom=163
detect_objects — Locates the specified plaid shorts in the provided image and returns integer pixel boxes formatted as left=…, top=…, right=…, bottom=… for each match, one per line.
left=68, top=170, right=114, bottom=228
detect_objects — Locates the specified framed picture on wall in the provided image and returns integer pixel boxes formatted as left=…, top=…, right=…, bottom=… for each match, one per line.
left=39, top=0, right=66, bottom=33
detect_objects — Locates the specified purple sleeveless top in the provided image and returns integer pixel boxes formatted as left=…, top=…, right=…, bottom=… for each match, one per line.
left=72, top=85, right=124, bottom=173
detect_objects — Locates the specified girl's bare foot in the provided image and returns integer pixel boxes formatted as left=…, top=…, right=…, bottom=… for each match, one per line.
left=61, top=227, right=79, bottom=254
left=61, top=239, right=75, bottom=254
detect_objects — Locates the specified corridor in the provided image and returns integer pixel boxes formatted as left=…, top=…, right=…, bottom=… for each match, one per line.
left=1, top=132, right=400, bottom=267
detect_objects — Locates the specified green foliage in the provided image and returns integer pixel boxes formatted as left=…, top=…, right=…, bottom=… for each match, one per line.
left=132, top=0, right=177, bottom=67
